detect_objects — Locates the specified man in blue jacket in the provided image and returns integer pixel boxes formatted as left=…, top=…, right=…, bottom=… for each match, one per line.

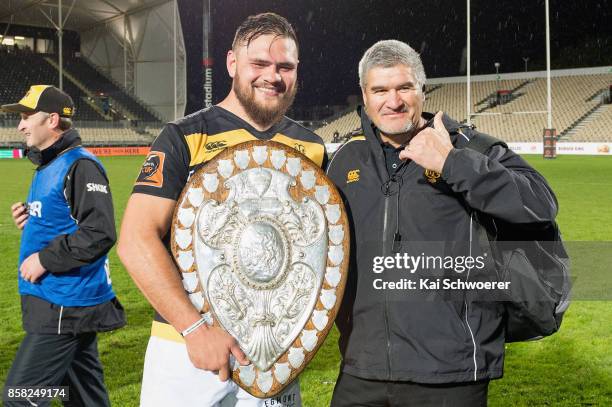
left=2, top=85, right=125, bottom=406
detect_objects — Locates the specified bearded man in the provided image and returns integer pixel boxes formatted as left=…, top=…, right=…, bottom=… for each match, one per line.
left=117, top=13, right=326, bottom=407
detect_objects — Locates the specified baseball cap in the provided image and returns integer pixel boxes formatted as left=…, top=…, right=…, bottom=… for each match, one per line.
left=1, top=85, right=75, bottom=118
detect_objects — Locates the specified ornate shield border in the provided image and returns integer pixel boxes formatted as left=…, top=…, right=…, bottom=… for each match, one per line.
left=170, top=140, right=349, bottom=397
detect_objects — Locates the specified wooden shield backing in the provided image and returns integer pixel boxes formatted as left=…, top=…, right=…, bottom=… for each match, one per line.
left=170, top=140, right=349, bottom=397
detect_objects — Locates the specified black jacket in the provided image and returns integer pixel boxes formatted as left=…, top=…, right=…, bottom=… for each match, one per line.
left=326, top=108, right=557, bottom=383
left=22, top=129, right=125, bottom=334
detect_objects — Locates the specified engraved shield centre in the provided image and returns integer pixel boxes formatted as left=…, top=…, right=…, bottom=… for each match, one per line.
left=238, top=221, right=285, bottom=283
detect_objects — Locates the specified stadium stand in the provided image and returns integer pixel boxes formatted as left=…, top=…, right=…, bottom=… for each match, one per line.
left=472, top=74, right=612, bottom=141
left=570, top=104, right=612, bottom=142
left=144, top=125, right=164, bottom=139
left=0, top=124, right=154, bottom=147
left=0, top=51, right=106, bottom=122
left=423, top=82, right=468, bottom=121
left=61, top=56, right=161, bottom=123
left=314, top=110, right=360, bottom=143
left=0, top=49, right=163, bottom=147
left=316, top=71, right=612, bottom=143
left=77, top=126, right=154, bottom=146
left=0, top=127, right=21, bottom=147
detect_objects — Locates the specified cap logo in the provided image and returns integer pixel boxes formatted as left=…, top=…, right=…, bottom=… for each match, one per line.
left=63, top=107, right=72, bottom=116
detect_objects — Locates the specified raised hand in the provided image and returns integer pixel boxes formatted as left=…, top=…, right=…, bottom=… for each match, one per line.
left=399, top=111, right=453, bottom=174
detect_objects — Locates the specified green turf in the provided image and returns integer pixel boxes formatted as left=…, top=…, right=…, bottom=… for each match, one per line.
left=0, top=155, right=611, bottom=406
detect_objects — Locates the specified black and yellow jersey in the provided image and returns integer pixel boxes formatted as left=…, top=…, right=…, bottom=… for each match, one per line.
left=132, top=106, right=327, bottom=332
left=133, top=105, right=327, bottom=201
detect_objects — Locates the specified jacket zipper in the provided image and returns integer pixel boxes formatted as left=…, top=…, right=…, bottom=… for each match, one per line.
left=382, top=193, right=393, bottom=380
left=380, top=158, right=407, bottom=381
left=465, top=215, right=478, bottom=380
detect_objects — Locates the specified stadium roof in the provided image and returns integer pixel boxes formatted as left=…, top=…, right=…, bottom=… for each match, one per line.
left=0, top=0, right=169, bottom=32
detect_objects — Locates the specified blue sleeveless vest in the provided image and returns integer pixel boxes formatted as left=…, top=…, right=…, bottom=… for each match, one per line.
left=18, top=147, right=115, bottom=306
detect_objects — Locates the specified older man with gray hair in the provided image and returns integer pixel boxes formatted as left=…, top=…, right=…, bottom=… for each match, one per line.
left=326, top=40, right=558, bottom=406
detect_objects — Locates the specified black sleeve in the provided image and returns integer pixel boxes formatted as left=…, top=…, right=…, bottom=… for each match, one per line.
left=38, top=159, right=117, bottom=273
left=132, top=124, right=191, bottom=201
left=441, top=144, right=558, bottom=224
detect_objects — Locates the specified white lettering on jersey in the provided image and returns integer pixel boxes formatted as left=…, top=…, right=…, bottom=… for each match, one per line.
left=104, top=258, right=112, bottom=285
left=28, top=201, right=42, bottom=217
left=86, top=183, right=108, bottom=193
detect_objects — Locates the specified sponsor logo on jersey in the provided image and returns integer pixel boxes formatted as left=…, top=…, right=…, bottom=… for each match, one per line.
left=347, top=169, right=360, bottom=183
left=86, top=183, right=108, bottom=193
left=293, top=143, right=306, bottom=154
left=205, top=141, right=227, bottom=152
left=135, top=151, right=166, bottom=188
left=27, top=201, right=42, bottom=217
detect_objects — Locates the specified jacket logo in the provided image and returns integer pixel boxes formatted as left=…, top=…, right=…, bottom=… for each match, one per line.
left=424, top=169, right=441, bottom=184
left=86, top=183, right=108, bottom=193
left=135, top=151, right=166, bottom=188
left=205, top=141, right=227, bottom=151
left=347, top=169, right=360, bottom=183
left=294, top=143, right=306, bottom=153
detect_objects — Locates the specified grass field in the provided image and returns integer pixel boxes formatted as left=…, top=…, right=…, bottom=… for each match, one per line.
left=1, top=154, right=611, bottom=406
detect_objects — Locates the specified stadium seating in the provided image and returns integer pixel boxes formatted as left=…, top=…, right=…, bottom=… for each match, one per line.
left=0, top=51, right=106, bottom=121
left=315, top=110, right=360, bottom=143
left=472, top=74, right=611, bottom=141
left=316, top=73, right=612, bottom=143
left=0, top=125, right=154, bottom=147
left=571, top=104, right=612, bottom=141
left=62, top=56, right=161, bottom=123
left=0, top=127, right=22, bottom=147
left=144, top=125, right=164, bottom=137
left=78, top=127, right=155, bottom=146
left=0, top=50, right=164, bottom=148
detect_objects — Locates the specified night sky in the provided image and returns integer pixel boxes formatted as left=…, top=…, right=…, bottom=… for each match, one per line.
left=179, top=0, right=611, bottom=112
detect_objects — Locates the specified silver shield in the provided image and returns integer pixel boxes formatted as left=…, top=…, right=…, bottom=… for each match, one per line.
left=193, top=167, right=328, bottom=371
left=172, top=140, right=349, bottom=398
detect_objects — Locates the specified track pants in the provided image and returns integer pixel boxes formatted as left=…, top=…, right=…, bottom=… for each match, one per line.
left=3, top=332, right=110, bottom=407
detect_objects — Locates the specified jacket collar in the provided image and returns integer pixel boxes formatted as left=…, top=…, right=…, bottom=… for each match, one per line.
left=27, top=128, right=82, bottom=167
left=358, top=106, right=388, bottom=179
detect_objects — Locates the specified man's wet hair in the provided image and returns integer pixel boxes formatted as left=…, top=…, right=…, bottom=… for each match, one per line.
left=232, top=12, right=298, bottom=54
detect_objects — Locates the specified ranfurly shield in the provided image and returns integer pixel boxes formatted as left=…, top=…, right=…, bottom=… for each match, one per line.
left=171, top=140, right=349, bottom=397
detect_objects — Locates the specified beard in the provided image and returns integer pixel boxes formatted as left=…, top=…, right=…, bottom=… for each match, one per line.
left=233, top=73, right=297, bottom=129
left=378, top=121, right=416, bottom=136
